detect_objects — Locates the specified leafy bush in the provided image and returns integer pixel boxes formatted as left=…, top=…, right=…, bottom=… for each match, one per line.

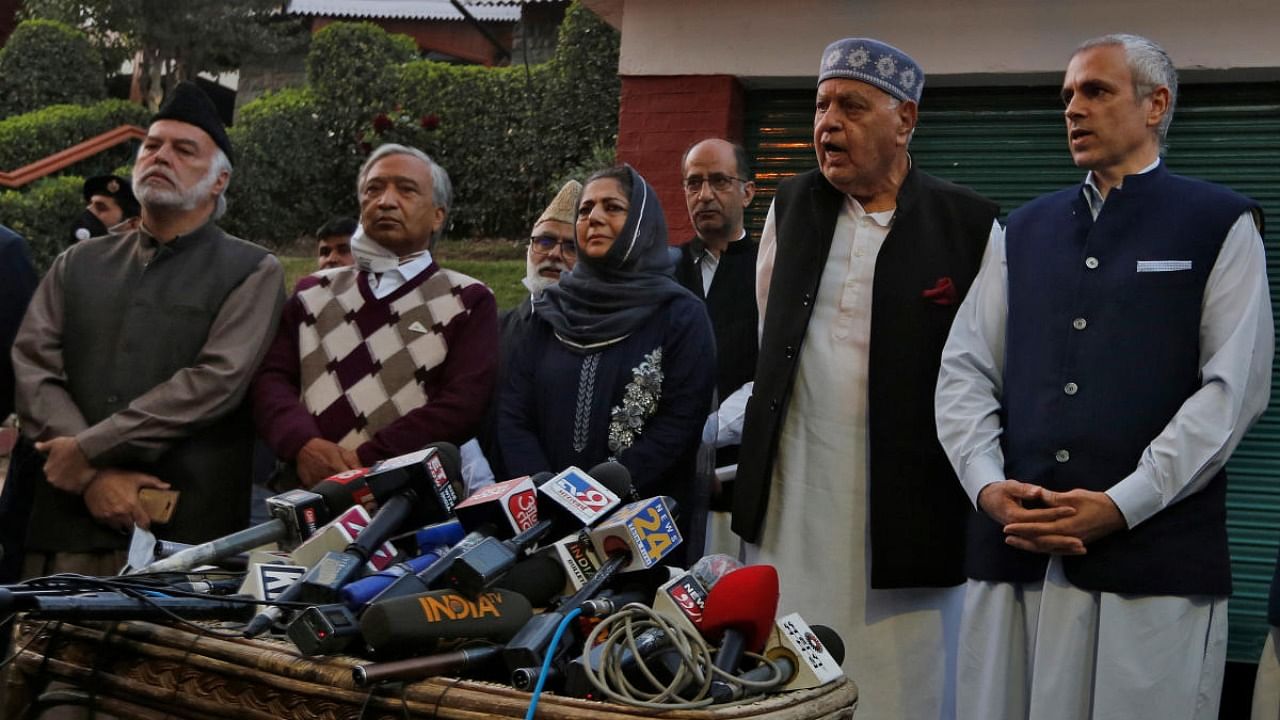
left=225, top=2, right=620, bottom=248
left=398, top=60, right=550, bottom=238
left=0, top=100, right=149, bottom=178
left=0, top=20, right=105, bottom=119
left=307, top=21, right=416, bottom=134
left=0, top=175, right=83, bottom=273
left=224, top=88, right=357, bottom=245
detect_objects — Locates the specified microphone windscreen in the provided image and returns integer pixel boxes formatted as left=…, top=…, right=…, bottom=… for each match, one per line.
left=810, top=624, right=845, bottom=666
left=424, top=441, right=464, bottom=498
left=494, top=552, right=565, bottom=607
left=700, top=564, right=780, bottom=652
left=412, top=519, right=467, bottom=549
left=690, top=553, right=742, bottom=589
left=339, top=547, right=449, bottom=609
left=585, top=461, right=632, bottom=498
left=360, top=588, right=532, bottom=654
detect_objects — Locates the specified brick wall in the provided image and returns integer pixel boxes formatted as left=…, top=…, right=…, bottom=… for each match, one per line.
left=615, top=75, right=743, bottom=245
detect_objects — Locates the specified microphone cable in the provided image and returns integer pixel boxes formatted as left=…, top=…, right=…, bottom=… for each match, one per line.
left=579, top=603, right=783, bottom=709
left=524, top=607, right=582, bottom=720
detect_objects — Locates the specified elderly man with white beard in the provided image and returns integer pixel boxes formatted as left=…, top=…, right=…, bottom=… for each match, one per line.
left=482, top=180, right=580, bottom=479
left=11, top=81, right=284, bottom=577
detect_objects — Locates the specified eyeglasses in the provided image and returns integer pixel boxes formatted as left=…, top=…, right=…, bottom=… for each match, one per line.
left=529, top=235, right=577, bottom=256
left=683, top=174, right=748, bottom=194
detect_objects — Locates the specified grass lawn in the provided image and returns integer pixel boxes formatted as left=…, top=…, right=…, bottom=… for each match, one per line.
left=278, top=238, right=529, bottom=311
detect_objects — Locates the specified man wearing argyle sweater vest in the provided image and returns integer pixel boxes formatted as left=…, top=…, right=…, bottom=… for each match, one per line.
left=254, top=145, right=497, bottom=487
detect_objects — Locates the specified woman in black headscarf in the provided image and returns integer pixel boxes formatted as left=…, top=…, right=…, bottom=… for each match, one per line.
left=499, top=165, right=716, bottom=516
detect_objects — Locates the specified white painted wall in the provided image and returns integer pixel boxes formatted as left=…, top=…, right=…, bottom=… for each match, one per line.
left=598, top=0, right=1280, bottom=84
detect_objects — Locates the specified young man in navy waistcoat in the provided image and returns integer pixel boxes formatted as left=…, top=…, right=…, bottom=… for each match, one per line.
left=936, top=33, right=1272, bottom=719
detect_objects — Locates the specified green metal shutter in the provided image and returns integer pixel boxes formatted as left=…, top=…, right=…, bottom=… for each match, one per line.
left=744, top=83, right=1280, bottom=663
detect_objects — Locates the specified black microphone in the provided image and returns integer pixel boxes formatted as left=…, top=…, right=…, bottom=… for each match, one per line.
left=136, top=487, right=330, bottom=574
left=359, top=588, right=533, bottom=656
left=139, top=442, right=463, bottom=575
left=16, top=592, right=254, bottom=621
left=701, top=565, right=780, bottom=698
left=352, top=644, right=502, bottom=687
left=492, top=552, right=566, bottom=608
left=289, top=548, right=569, bottom=657
left=365, top=471, right=554, bottom=606
left=502, top=495, right=684, bottom=675
left=244, top=443, right=465, bottom=636
left=710, top=620, right=845, bottom=702
left=563, top=555, right=734, bottom=698
left=446, top=463, right=631, bottom=597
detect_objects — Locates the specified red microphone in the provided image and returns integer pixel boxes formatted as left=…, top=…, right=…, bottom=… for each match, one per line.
left=700, top=564, right=779, bottom=689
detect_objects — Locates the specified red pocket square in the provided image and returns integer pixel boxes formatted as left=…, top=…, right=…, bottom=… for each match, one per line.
left=922, top=276, right=958, bottom=306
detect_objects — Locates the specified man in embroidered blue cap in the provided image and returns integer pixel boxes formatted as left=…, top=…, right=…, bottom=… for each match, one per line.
left=11, top=80, right=285, bottom=577
left=734, top=37, right=998, bottom=719
left=937, top=33, right=1270, bottom=720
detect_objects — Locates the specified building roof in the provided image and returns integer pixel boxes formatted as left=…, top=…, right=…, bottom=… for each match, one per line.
left=287, top=0, right=522, bottom=22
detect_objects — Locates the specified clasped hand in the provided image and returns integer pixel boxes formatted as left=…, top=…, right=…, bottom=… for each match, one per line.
left=977, top=479, right=1127, bottom=555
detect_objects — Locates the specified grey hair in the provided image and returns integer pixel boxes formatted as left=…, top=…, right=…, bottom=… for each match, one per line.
left=210, top=147, right=232, bottom=220
left=1076, top=33, right=1178, bottom=147
left=357, top=143, right=452, bottom=246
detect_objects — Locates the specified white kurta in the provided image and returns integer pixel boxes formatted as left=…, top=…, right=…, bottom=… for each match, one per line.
left=747, top=196, right=963, bottom=720
left=936, top=163, right=1273, bottom=720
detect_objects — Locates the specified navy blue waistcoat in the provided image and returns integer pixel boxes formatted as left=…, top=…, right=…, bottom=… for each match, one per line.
left=965, top=164, right=1259, bottom=595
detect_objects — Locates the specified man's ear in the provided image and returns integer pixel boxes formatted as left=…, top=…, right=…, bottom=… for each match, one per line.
left=1146, top=85, right=1172, bottom=131
left=210, top=169, right=231, bottom=199
left=742, top=181, right=756, bottom=208
left=432, top=206, right=447, bottom=235
left=897, top=100, right=919, bottom=145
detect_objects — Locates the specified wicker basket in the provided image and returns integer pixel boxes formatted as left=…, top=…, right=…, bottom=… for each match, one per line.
left=3, top=618, right=857, bottom=719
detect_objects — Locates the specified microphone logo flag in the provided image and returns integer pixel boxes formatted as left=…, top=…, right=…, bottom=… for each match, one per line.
left=624, top=501, right=679, bottom=567
left=426, top=453, right=459, bottom=512
left=543, top=467, right=620, bottom=525
left=417, top=591, right=507, bottom=623
left=777, top=613, right=843, bottom=684
left=238, top=563, right=307, bottom=601
left=455, top=476, right=539, bottom=535
left=333, top=506, right=397, bottom=571
left=590, top=497, right=681, bottom=570
left=664, top=575, right=707, bottom=625
left=326, top=467, right=376, bottom=511
left=507, top=489, right=538, bottom=531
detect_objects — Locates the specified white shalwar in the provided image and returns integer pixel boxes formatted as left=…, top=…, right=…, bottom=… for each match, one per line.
left=936, top=165, right=1272, bottom=720
left=746, top=196, right=963, bottom=720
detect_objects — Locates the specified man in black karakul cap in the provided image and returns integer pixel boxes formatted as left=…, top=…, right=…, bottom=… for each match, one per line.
left=11, top=81, right=286, bottom=576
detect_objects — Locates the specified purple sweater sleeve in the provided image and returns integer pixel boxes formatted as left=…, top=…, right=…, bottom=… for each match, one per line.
left=356, top=282, right=499, bottom=465
left=251, top=284, right=324, bottom=460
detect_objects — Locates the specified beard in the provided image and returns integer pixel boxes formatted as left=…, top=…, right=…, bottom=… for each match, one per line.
left=133, top=162, right=222, bottom=212
left=523, top=257, right=568, bottom=297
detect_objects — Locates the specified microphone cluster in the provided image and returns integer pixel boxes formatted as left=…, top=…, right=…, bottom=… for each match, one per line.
left=6, top=445, right=846, bottom=709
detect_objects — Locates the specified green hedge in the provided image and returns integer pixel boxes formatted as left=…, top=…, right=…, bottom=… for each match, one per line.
left=225, top=87, right=358, bottom=245
left=0, top=100, right=149, bottom=177
left=223, top=2, right=620, bottom=248
left=0, top=20, right=105, bottom=119
left=0, top=175, right=83, bottom=272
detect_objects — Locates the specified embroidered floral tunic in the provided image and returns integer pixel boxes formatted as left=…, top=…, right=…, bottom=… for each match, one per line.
left=498, top=292, right=715, bottom=516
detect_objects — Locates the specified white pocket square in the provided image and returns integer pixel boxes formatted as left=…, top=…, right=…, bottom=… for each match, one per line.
left=1136, top=260, right=1192, bottom=272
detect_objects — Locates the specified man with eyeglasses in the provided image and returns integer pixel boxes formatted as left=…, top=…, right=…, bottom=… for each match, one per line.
left=673, top=139, right=758, bottom=554
left=733, top=39, right=998, bottom=718
left=482, top=180, right=581, bottom=479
